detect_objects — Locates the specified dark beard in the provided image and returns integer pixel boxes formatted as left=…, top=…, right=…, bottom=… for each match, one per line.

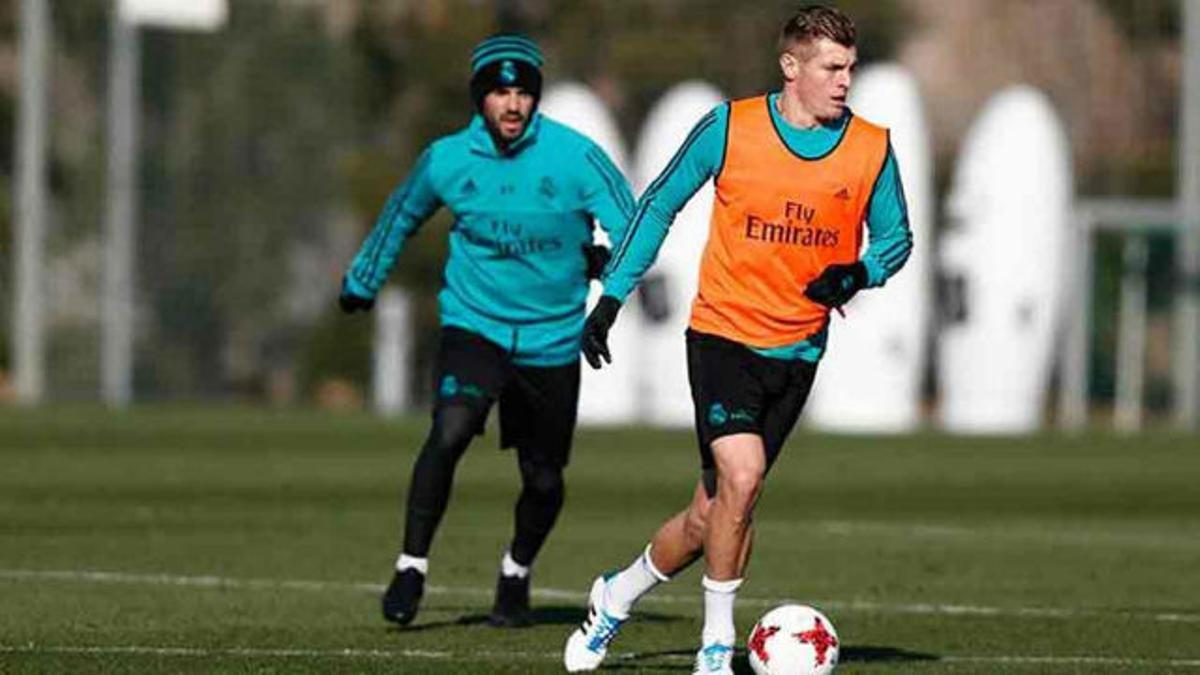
left=484, top=116, right=527, bottom=153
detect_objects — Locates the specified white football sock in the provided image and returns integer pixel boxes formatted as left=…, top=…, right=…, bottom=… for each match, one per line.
left=701, top=575, right=742, bottom=646
left=396, top=553, right=428, bottom=575
left=500, top=550, right=530, bottom=579
left=607, top=544, right=670, bottom=617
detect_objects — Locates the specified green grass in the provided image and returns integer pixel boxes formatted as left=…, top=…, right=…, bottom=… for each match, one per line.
left=1, top=406, right=1198, bottom=673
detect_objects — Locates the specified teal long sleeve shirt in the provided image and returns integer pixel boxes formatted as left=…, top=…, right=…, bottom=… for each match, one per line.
left=603, top=93, right=913, bottom=362
left=344, top=113, right=635, bottom=366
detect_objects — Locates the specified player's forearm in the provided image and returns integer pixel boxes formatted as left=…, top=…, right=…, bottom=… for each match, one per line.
left=861, top=220, right=912, bottom=288
left=345, top=153, right=440, bottom=295
left=601, top=198, right=674, bottom=302
left=346, top=220, right=415, bottom=295
left=860, top=150, right=912, bottom=287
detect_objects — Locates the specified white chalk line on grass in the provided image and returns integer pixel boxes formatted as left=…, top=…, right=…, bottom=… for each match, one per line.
left=797, top=520, right=1200, bottom=551
left=2, top=568, right=1198, bottom=626
left=0, top=644, right=460, bottom=660
left=2, top=644, right=1200, bottom=669
left=940, top=655, right=1200, bottom=668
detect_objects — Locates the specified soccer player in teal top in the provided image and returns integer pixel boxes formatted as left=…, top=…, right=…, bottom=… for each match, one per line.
left=339, top=34, right=634, bottom=628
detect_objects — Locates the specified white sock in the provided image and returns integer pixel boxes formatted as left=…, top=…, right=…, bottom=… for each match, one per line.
left=500, top=550, right=530, bottom=579
left=701, top=575, right=742, bottom=646
left=607, top=544, right=670, bottom=617
left=396, top=553, right=428, bottom=575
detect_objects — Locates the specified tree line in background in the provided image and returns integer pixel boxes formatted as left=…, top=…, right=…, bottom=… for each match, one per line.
left=0, top=0, right=1185, bottom=408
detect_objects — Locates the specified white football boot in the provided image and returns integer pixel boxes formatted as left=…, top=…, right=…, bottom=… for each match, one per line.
left=563, top=574, right=628, bottom=672
left=691, top=642, right=735, bottom=675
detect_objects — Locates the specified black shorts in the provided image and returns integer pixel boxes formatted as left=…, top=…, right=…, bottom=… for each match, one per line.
left=687, top=329, right=818, bottom=474
left=434, top=326, right=580, bottom=467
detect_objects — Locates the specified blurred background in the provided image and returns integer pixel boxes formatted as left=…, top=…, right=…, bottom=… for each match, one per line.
left=1, top=0, right=1194, bottom=432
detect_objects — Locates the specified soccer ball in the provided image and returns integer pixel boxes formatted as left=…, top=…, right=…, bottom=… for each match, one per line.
left=746, top=604, right=840, bottom=675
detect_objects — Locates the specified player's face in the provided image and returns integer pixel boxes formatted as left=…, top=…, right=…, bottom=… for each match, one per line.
left=482, top=87, right=536, bottom=142
left=782, top=38, right=857, bottom=124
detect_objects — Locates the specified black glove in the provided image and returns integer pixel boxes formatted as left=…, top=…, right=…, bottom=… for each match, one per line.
left=582, top=243, right=611, bottom=280
left=581, top=295, right=621, bottom=369
left=804, top=262, right=867, bottom=309
left=338, top=277, right=375, bottom=314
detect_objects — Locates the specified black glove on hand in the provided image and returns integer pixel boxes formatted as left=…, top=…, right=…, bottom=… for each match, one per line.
left=581, top=295, right=621, bottom=369
left=338, top=277, right=375, bottom=314
left=582, top=243, right=611, bottom=280
left=803, top=262, right=867, bottom=309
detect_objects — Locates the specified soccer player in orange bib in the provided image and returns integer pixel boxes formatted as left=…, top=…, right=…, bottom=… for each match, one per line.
left=564, top=6, right=912, bottom=673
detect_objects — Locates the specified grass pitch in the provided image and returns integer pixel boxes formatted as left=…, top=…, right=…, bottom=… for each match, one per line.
left=1, top=407, right=1198, bottom=673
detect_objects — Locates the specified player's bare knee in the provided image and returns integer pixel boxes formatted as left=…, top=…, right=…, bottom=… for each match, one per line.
left=718, top=466, right=763, bottom=504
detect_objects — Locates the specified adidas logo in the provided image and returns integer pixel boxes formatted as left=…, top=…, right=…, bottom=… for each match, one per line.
left=834, top=187, right=851, bottom=200
left=462, top=178, right=478, bottom=197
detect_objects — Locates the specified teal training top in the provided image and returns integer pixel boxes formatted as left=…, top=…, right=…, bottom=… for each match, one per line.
left=603, top=93, right=913, bottom=363
left=345, top=113, right=635, bottom=366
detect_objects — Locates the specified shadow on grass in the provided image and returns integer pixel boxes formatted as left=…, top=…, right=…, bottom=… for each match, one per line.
left=606, top=644, right=938, bottom=672
left=841, top=645, right=939, bottom=663
left=394, top=606, right=684, bottom=632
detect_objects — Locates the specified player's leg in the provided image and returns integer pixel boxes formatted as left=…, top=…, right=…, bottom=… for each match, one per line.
left=604, top=445, right=721, bottom=616
left=693, top=432, right=765, bottom=674
left=566, top=330, right=757, bottom=672
left=488, top=455, right=565, bottom=627
left=489, top=360, right=579, bottom=627
left=601, top=477, right=710, bottom=620
left=673, top=330, right=765, bottom=583
left=684, top=331, right=772, bottom=674
left=399, top=404, right=489, bottom=559
left=736, top=356, right=818, bottom=583
left=648, top=466, right=753, bottom=575
left=566, top=478, right=708, bottom=669
left=694, top=357, right=817, bottom=671
left=381, top=327, right=505, bottom=625
left=383, top=406, right=489, bottom=626
left=704, top=433, right=765, bottom=579
left=645, top=478, right=710, bottom=577
left=509, top=457, right=565, bottom=568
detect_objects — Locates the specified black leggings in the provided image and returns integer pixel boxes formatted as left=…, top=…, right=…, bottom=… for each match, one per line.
left=402, top=406, right=565, bottom=567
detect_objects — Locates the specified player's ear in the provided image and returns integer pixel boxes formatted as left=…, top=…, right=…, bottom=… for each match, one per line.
left=779, top=51, right=799, bottom=81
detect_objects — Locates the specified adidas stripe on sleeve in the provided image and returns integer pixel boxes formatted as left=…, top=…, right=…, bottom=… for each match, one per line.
left=602, top=104, right=728, bottom=302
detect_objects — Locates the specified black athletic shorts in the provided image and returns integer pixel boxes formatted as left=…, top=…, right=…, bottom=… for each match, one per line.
left=433, top=326, right=580, bottom=467
left=687, top=328, right=818, bottom=475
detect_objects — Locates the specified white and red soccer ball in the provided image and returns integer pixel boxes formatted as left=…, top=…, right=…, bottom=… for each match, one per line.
left=747, top=604, right=840, bottom=675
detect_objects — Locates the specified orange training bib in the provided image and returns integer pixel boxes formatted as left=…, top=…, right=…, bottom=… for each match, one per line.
left=688, top=95, right=889, bottom=347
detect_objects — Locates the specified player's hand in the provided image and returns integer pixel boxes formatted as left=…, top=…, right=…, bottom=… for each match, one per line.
left=582, top=244, right=611, bottom=280
left=338, top=277, right=375, bottom=314
left=804, top=262, right=867, bottom=309
left=581, top=295, right=621, bottom=369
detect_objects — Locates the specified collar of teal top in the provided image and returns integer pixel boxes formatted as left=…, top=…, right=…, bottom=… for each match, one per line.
left=766, top=91, right=851, bottom=159
left=468, top=112, right=542, bottom=157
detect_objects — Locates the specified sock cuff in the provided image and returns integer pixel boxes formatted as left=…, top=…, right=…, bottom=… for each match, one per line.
left=397, top=553, right=428, bottom=575
left=702, top=575, right=743, bottom=594
left=501, top=550, right=531, bottom=579
left=641, top=544, right=671, bottom=582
